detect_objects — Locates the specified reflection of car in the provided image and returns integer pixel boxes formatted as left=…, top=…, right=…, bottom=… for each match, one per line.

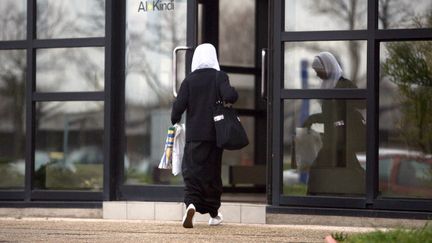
left=283, top=169, right=300, bottom=184
left=66, top=146, right=103, bottom=165
left=8, top=151, right=50, bottom=175
left=378, top=149, right=432, bottom=198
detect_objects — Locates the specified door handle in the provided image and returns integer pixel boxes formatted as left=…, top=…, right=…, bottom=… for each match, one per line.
left=261, top=48, right=268, bottom=99
left=172, top=46, right=193, bottom=97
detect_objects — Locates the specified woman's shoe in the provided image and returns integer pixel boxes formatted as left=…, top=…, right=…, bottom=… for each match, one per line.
left=182, top=204, right=196, bottom=228
left=208, top=212, right=223, bottom=226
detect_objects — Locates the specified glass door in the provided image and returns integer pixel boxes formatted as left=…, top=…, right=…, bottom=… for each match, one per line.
left=271, top=0, right=368, bottom=207
left=119, top=0, right=196, bottom=200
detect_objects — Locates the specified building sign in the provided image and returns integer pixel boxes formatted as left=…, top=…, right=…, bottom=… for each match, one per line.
left=138, top=0, right=175, bottom=12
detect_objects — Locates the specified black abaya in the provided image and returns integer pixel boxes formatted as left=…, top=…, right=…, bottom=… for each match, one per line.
left=182, top=141, right=223, bottom=218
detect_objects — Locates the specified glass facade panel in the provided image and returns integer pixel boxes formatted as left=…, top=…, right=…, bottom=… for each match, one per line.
left=36, top=47, right=105, bottom=92
left=379, top=41, right=432, bottom=199
left=283, top=99, right=366, bottom=196
left=124, top=0, right=187, bottom=185
left=228, top=73, right=255, bottom=110
left=0, top=50, right=26, bottom=189
left=222, top=116, right=255, bottom=187
left=284, top=0, right=367, bottom=31
left=34, top=101, right=104, bottom=190
left=284, top=41, right=367, bottom=89
left=0, top=0, right=26, bottom=41
left=378, top=0, right=432, bottom=29
left=219, top=0, right=255, bottom=67
left=37, top=0, right=105, bottom=39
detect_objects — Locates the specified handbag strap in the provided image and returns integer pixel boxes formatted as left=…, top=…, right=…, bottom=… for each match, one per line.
left=214, top=70, right=223, bottom=104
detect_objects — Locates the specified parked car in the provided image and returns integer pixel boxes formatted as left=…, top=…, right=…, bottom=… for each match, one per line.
left=377, top=148, right=432, bottom=198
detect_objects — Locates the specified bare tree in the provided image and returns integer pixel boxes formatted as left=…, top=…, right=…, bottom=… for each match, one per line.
left=309, top=0, right=367, bottom=83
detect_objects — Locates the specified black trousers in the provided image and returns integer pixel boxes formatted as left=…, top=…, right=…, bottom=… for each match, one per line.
left=182, top=141, right=223, bottom=218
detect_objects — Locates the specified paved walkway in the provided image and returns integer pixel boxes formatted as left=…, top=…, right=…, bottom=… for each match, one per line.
left=0, top=217, right=383, bottom=242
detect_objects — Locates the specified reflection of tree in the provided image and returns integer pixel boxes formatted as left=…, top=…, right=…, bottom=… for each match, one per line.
left=37, top=1, right=75, bottom=39
left=0, top=50, right=26, bottom=159
left=382, top=11, right=432, bottom=153
left=0, top=2, right=26, bottom=159
left=219, top=1, right=255, bottom=66
left=379, top=0, right=413, bottom=29
left=310, top=0, right=367, bottom=83
left=127, top=7, right=186, bottom=106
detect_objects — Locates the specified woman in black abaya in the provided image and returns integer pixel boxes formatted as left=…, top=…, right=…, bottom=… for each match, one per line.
left=171, top=43, right=238, bottom=228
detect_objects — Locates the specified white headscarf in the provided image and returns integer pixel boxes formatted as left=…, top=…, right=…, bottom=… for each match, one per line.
left=191, top=43, right=220, bottom=72
left=312, top=52, right=343, bottom=89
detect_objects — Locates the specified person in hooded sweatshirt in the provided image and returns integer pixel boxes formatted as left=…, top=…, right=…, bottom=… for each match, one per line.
left=171, top=43, right=238, bottom=228
left=302, top=51, right=366, bottom=195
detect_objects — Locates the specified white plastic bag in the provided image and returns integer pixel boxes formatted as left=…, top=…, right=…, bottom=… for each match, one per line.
left=295, top=127, right=322, bottom=168
left=172, top=123, right=185, bottom=176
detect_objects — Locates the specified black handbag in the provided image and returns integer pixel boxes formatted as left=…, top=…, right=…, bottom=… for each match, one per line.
left=213, top=71, right=249, bottom=150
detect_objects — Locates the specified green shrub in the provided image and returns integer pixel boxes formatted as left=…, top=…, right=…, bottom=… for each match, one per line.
left=345, top=223, right=432, bottom=243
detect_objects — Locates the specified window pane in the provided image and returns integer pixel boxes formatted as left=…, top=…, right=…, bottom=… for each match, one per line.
left=283, top=99, right=367, bottom=196
left=37, top=0, right=105, bottom=39
left=36, top=47, right=105, bottom=92
left=0, top=0, right=26, bottom=40
left=285, top=0, right=367, bottom=31
left=222, top=116, right=256, bottom=187
left=125, top=0, right=187, bottom=186
left=34, top=102, right=104, bottom=190
left=219, top=0, right=255, bottom=67
left=228, top=73, right=255, bottom=110
left=379, top=41, right=432, bottom=199
left=284, top=41, right=367, bottom=89
left=0, top=50, right=26, bottom=189
left=379, top=0, right=432, bottom=29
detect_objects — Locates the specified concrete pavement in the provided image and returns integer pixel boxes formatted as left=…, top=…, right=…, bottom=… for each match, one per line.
left=0, top=217, right=384, bottom=242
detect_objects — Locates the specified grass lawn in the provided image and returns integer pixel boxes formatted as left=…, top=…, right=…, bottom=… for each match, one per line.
left=335, top=224, right=432, bottom=243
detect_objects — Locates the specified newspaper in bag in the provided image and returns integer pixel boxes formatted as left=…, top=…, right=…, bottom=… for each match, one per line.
left=158, top=126, right=175, bottom=170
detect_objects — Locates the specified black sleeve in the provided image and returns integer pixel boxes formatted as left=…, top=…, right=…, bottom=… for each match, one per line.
left=171, top=80, right=188, bottom=125
left=219, top=73, right=238, bottom=104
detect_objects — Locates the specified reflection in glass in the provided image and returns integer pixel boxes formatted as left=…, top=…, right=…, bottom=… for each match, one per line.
left=379, top=41, right=432, bottom=198
left=0, top=50, right=26, bottom=189
left=0, top=0, right=26, bottom=41
left=34, top=102, right=104, bottom=190
left=284, top=41, right=367, bottom=89
left=36, top=47, right=105, bottom=92
left=283, top=99, right=366, bottom=196
left=228, top=73, right=255, bottom=110
left=125, top=0, right=187, bottom=185
left=37, top=0, right=105, bottom=39
left=285, top=0, right=367, bottom=31
left=379, top=0, right=432, bottom=29
left=219, top=0, right=255, bottom=67
left=222, top=117, right=256, bottom=187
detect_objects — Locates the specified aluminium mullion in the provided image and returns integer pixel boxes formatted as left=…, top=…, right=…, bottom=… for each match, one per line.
left=366, top=0, right=379, bottom=208
left=281, top=89, right=367, bottom=99
left=31, top=190, right=103, bottom=201
left=281, top=30, right=368, bottom=42
left=0, top=41, right=27, bottom=50
left=112, top=0, right=127, bottom=200
left=375, top=29, right=432, bottom=41
left=373, top=198, right=432, bottom=212
left=103, top=0, right=113, bottom=201
left=32, top=38, right=105, bottom=49
left=24, top=0, right=36, bottom=202
left=279, top=196, right=367, bottom=209
left=33, top=92, right=105, bottom=101
left=271, top=0, right=283, bottom=207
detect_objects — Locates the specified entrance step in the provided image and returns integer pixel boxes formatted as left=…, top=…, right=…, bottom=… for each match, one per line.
left=103, top=202, right=266, bottom=224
